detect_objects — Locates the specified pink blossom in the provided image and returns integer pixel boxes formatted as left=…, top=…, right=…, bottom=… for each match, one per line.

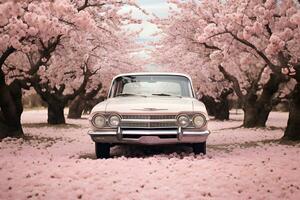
left=197, top=35, right=206, bottom=43
left=270, top=34, right=283, bottom=45
left=21, top=46, right=30, bottom=53
left=242, top=30, right=251, bottom=40
left=252, top=22, right=263, bottom=34
left=27, top=27, right=38, bottom=36
left=290, top=12, right=300, bottom=25
left=10, top=37, right=22, bottom=49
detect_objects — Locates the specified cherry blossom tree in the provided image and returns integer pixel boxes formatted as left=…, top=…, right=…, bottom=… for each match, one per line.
left=194, top=0, right=300, bottom=139
left=0, top=0, right=72, bottom=137
left=152, top=0, right=292, bottom=128
left=0, top=0, right=142, bottom=138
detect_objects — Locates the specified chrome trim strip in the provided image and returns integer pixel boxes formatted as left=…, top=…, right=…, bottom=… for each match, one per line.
left=88, top=130, right=210, bottom=136
left=121, top=119, right=176, bottom=122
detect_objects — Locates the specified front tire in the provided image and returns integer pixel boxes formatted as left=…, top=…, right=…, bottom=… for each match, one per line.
left=193, top=142, right=206, bottom=155
left=95, top=143, right=110, bottom=159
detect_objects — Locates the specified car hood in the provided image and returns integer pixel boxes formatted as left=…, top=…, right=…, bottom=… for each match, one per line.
left=91, top=96, right=207, bottom=115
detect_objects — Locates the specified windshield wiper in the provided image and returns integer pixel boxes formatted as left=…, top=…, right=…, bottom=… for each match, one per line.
left=151, top=93, right=182, bottom=98
left=117, top=93, right=146, bottom=97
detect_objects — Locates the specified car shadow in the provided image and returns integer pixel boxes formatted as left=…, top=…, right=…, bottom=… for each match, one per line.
left=79, top=144, right=195, bottom=159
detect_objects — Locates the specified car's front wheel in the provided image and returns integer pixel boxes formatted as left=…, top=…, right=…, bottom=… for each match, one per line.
left=192, top=142, right=206, bottom=155
left=95, top=143, right=110, bottom=159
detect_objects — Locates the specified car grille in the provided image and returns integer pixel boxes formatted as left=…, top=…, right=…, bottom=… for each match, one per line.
left=120, top=114, right=178, bottom=128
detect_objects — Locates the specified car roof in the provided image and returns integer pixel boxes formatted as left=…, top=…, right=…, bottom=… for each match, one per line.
left=113, top=72, right=192, bottom=80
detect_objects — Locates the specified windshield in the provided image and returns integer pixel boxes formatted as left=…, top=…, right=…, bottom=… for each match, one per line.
left=109, top=75, right=194, bottom=98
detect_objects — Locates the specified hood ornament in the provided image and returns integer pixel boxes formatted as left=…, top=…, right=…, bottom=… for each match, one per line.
left=132, top=108, right=168, bottom=111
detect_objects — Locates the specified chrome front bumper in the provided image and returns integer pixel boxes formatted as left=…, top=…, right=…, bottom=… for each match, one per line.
left=88, top=127, right=210, bottom=145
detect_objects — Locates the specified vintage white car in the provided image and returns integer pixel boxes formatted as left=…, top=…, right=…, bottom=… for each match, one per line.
left=88, top=72, right=210, bottom=158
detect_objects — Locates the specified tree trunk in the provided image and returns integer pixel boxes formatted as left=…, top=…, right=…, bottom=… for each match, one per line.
left=47, top=100, right=66, bottom=124
left=214, top=88, right=233, bottom=120
left=215, top=100, right=230, bottom=120
left=256, top=108, right=272, bottom=127
left=243, top=105, right=273, bottom=128
left=243, top=73, right=285, bottom=128
left=67, top=96, right=85, bottom=119
left=283, top=83, right=300, bottom=140
left=200, top=95, right=216, bottom=116
left=256, top=73, right=284, bottom=127
left=243, top=104, right=259, bottom=128
left=218, top=64, right=285, bottom=127
left=0, top=81, right=24, bottom=139
left=0, top=47, right=22, bottom=139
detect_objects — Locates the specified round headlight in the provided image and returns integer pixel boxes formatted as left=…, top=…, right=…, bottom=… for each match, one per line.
left=193, top=114, right=206, bottom=128
left=93, top=114, right=106, bottom=128
left=177, top=115, right=190, bottom=127
left=108, top=115, right=121, bottom=127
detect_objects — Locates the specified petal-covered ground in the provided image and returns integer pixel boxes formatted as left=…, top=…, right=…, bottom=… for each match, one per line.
left=0, top=110, right=299, bottom=200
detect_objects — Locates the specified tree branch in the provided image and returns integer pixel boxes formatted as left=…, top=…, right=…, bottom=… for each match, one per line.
left=225, top=30, right=280, bottom=73
left=208, top=30, right=281, bottom=74
left=218, top=65, right=244, bottom=101
left=28, top=35, right=62, bottom=75
left=0, top=47, right=16, bottom=85
left=63, top=63, right=91, bottom=101
left=77, top=0, right=106, bottom=11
